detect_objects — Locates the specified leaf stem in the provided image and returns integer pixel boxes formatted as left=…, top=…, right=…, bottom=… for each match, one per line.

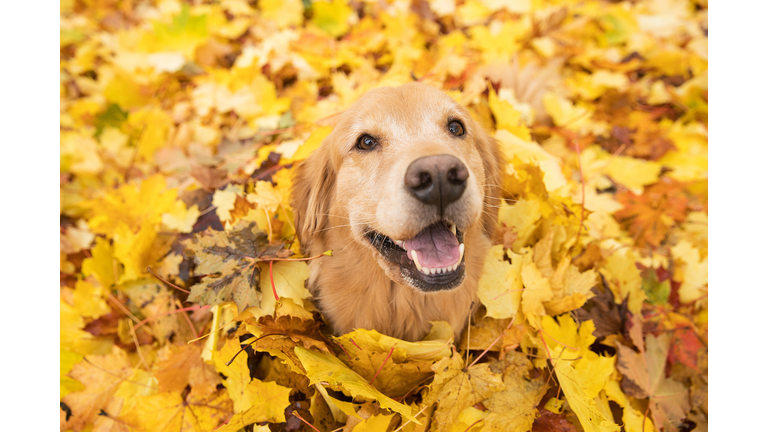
left=264, top=253, right=329, bottom=262
left=392, top=404, right=431, bottom=432
left=291, top=411, right=320, bottom=432
left=225, top=333, right=288, bottom=366
left=147, top=266, right=190, bottom=294
left=467, top=317, right=516, bottom=369
left=333, top=339, right=352, bottom=358
left=269, top=260, right=279, bottom=301
left=349, top=338, right=362, bottom=350
left=370, top=344, right=396, bottom=385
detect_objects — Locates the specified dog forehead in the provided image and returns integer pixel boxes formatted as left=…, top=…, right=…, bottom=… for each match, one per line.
left=345, top=84, right=459, bottom=134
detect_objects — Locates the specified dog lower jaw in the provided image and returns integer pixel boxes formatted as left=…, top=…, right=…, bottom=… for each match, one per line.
left=365, top=225, right=466, bottom=293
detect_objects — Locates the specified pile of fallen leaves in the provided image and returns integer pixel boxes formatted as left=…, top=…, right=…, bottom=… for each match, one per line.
left=60, top=0, right=707, bottom=431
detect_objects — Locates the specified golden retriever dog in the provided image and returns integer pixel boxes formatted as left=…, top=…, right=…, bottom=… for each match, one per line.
left=291, top=82, right=502, bottom=342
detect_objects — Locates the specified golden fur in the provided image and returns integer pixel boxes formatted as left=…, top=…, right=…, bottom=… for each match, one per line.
left=291, top=83, right=502, bottom=341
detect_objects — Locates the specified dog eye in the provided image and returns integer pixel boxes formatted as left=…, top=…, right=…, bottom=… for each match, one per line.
left=356, top=134, right=378, bottom=150
left=448, top=120, right=465, bottom=137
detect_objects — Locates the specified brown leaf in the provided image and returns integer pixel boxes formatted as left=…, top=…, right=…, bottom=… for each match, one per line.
left=257, top=315, right=331, bottom=353
left=572, top=242, right=604, bottom=272
left=616, top=328, right=691, bottom=430
left=532, top=410, right=579, bottom=432
left=191, top=165, right=230, bottom=191
left=573, top=284, right=628, bottom=339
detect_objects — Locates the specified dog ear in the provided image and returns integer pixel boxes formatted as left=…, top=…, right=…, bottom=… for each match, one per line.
left=475, top=127, right=504, bottom=240
left=291, top=141, right=337, bottom=253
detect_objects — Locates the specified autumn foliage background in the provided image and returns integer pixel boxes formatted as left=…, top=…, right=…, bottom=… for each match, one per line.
left=59, top=0, right=708, bottom=431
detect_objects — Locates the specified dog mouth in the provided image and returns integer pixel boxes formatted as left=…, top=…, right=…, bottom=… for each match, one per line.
left=365, top=220, right=466, bottom=292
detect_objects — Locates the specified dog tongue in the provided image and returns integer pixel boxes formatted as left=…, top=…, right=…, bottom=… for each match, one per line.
left=402, top=224, right=460, bottom=268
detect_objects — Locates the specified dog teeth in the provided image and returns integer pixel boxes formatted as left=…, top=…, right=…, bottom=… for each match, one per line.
left=450, top=224, right=457, bottom=236
left=414, top=263, right=462, bottom=276
left=394, top=239, right=404, bottom=247
left=410, top=246, right=465, bottom=276
left=411, top=250, right=423, bottom=272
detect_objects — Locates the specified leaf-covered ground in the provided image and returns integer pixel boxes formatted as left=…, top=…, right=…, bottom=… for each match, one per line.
left=60, top=0, right=708, bottom=431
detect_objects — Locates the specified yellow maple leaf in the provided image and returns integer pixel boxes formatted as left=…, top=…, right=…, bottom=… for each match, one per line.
left=213, top=184, right=241, bottom=222
left=496, top=131, right=569, bottom=194
left=545, top=258, right=598, bottom=316
left=137, top=3, right=209, bottom=57
left=120, top=390, right=233, bottom=432
left=602, top=244, right=647, bottom=314
left=60, top=132, right=103, bottom=175
left=498, top=200, right=542, bottom=252
left=488, top=86, right=531, bottom=141
left=60, top=350, right=84, bottom=399
left=260, top=0, right=304, bottom=29
left=458, top=0, right=492, bottom=26
left=540, top=314, right=597, bottom=357
left=658, top=120, right=708, bottom=182
left=351, top=413, right=396, bottom=432
left=604, top=155, right=662, bottom=195
left=295, top=347, right=419, bottom=422
left=127, top=106, right=173, bottom=160
left=311, top=0, right=353, bottom=37
left=82, top=237, right=121, bottom=289
left=482, top=351, right=549, bottom=432
left=162, top=202, right=201, bottom=233
left=478, top=245, right=523, bottom=319
left=337, top=328, right=452, bottom=362
left=72, top=279, right=110, bottom=319
left=447, top=407, right=486, bottom=432
left=61, top=299, right=106, bottom=356
left=291, top=126, right=334, bottom=161
left=521, top=252, right=554, bottom=328
left=113, top=223, right=159, bottom=283
left=539, top=316, right=620, bottom=432
left=87, top=174, right=178, bottom=235
left=543, top=91, right=592, bottom=130
left=247, top=180, right=289, bottom=214
left=424, top=353, right=505, bottom=428
left=604, top=379, right=657, bottom=432
left=61, top=347, right=134, bottom=430
left=670, top=240, right=708, bottom=303
left=214, top=338, right=292, bottom=417
left=574, top=354, right=616, bottom=399
left=101, top=67, right=155, bottom=109
left=258, top=260, right=311, bottom=311
left=567, top=70, right=629, bottom=100
left=333, top=328, right=450, bottom=396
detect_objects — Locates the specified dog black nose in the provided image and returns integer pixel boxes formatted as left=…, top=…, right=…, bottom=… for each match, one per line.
left=405, top=154, right=468, bottom=210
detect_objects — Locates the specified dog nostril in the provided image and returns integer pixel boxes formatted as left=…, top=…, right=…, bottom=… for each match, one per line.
left=446, top=165, right=468, bottom=185
left=447, top=168, right=458, bottom=183
left=419, top=172, right=431, bottom=188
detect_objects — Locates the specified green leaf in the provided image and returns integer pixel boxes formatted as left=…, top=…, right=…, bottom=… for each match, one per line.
left=641, top=268, right=671, bottom=305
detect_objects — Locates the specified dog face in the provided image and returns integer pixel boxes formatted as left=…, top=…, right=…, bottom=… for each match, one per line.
left=292, top=83, right=501, bottom=295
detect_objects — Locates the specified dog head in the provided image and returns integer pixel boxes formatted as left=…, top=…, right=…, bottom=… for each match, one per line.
left=292, top=82, right=502, bottom=293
